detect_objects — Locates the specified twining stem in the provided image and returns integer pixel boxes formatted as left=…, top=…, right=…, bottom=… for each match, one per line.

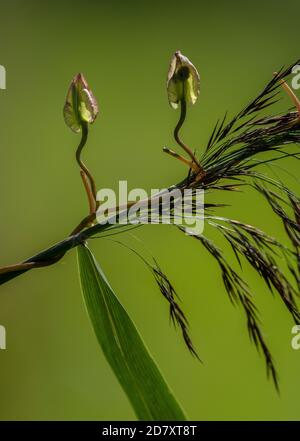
left=0, top=254, right=63, bottom=274
left=165, top=98, right=205, bottom=179
left=80, top=170, right=97, bottom=215
left=76, top=122, right=97, bottom=202
left=71, top=121, right=99, bottom=235
left=174, top=99, right=203, bottom=170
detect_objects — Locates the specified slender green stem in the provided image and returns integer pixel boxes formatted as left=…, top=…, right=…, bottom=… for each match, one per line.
left=174, top=99, right=201, bottom=168
left=80, top=170, right=97, bottom=215
left=71, top=122, right=99, bottom=234
left=76, top=122, right=97, bottom=201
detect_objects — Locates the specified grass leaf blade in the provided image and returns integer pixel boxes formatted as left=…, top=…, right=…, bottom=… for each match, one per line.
left=77, top=244, right=187, bottom=421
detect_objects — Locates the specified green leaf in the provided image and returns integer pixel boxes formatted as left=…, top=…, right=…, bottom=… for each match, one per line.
left=77, top=244, right=187, bottom=421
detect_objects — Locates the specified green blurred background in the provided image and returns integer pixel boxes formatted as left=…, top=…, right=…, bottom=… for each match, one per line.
left=0, top=0, right=300, bottom=420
